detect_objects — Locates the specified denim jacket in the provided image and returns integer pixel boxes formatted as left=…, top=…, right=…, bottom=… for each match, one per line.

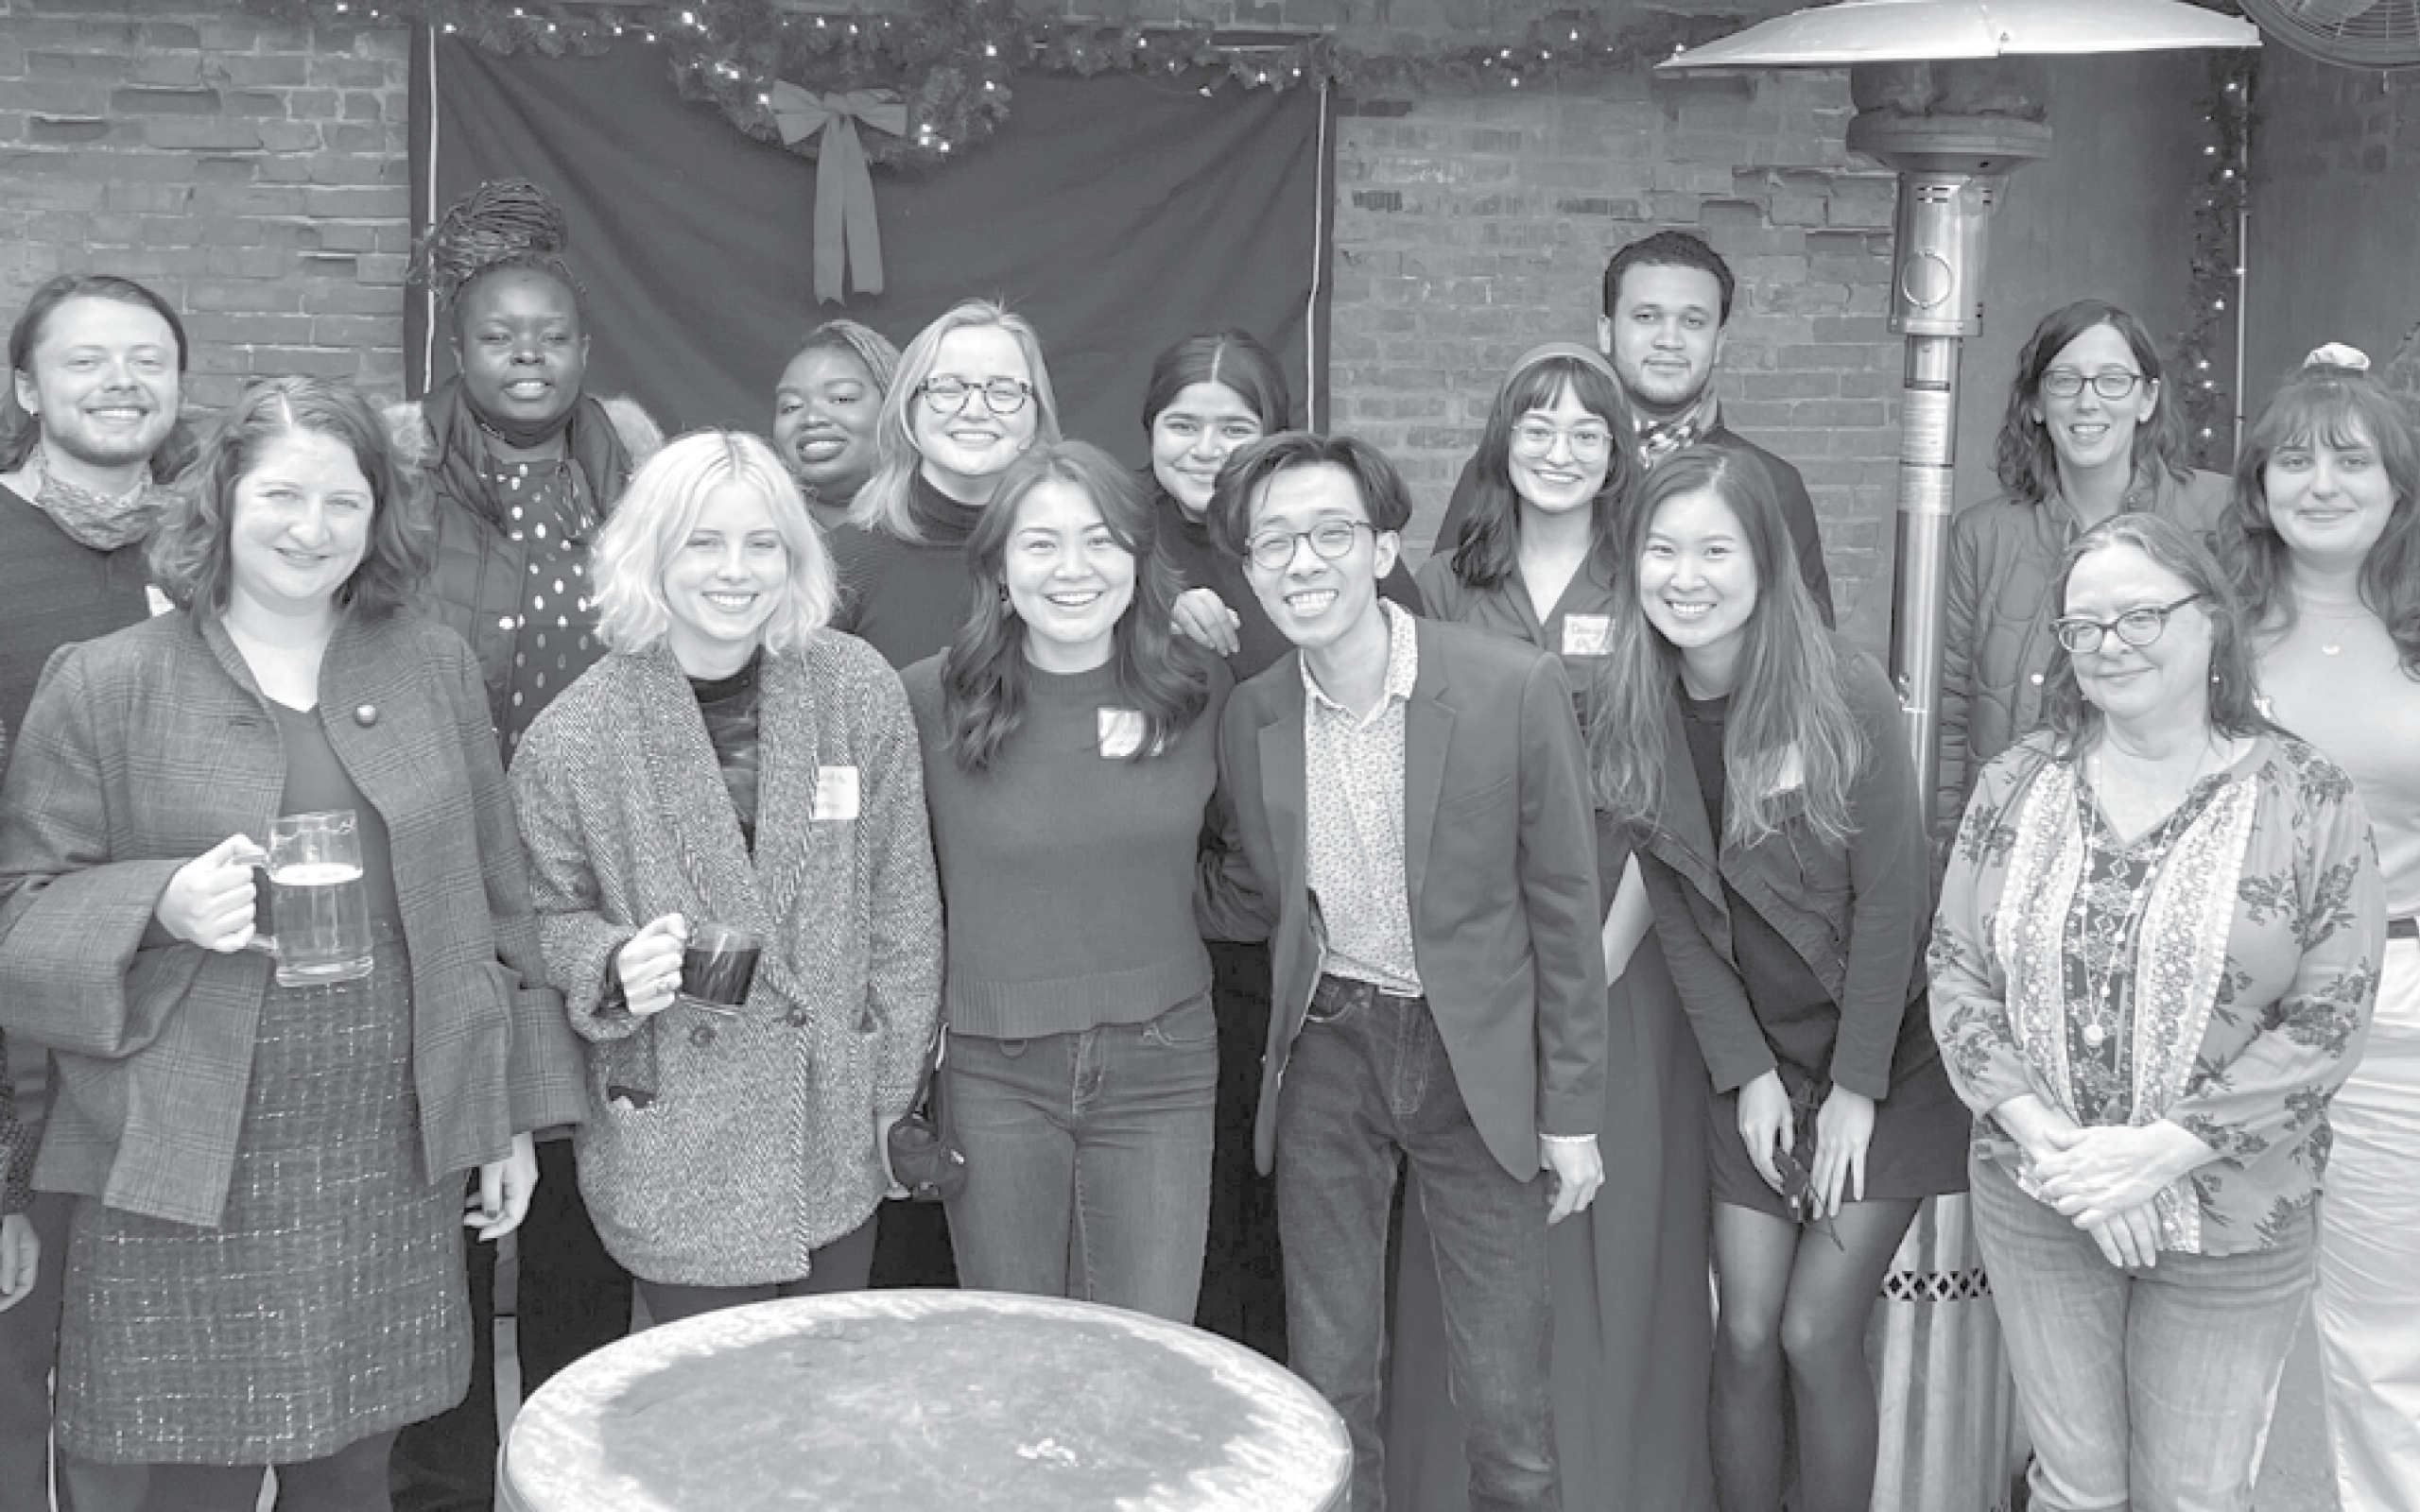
left=1636, top=648, right=1931, bottom=1100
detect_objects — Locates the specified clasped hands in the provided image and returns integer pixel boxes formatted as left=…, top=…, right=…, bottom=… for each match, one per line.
left=1999, top=1095, right=2214, bottom=1270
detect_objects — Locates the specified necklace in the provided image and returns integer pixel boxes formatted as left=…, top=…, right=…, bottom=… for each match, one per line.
left=2299, top=599, right=2375, bottom=657
left=2073, top=738, right=2215, bottom=1054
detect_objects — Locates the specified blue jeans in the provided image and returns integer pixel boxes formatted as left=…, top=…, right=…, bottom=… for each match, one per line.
left=941, top=995, right=1217, bottom=1323
left=1277, top=975, right=1557, bottom=1512
left=1970, top=1151, right=2313, bottom=1512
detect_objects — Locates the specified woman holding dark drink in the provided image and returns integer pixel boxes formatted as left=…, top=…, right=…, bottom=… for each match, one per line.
left=510, top=431, right=942, bottom=1323
left=0, top=376, right=583, bottom=1512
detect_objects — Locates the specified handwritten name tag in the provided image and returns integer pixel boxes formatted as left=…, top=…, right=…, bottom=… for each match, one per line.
left=812, top=765, right=861, bottom=822
left=1561, top=614, right=1614, bottom=658
left=1098, top=708, right=1146, bottom=760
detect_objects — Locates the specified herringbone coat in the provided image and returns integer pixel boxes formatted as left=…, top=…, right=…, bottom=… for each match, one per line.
left=510, top=634, right=942, bottom=1286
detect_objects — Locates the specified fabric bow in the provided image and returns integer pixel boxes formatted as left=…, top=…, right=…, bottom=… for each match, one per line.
left=769, top=83, right=908, bottom=303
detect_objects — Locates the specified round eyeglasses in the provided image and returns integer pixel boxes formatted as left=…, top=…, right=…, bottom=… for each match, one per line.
left=1511, top=421, right=1616, bottom=462
left=1244, top=520, right=1374, bottom=573
left=2040, top=369, right=2147, bottom=402
left=2051, top=593, right=2202, bottom=654
left=915, top=376, right=1035, bottom=417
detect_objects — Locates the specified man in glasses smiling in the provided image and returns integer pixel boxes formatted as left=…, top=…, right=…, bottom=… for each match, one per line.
left=1201, top=431, right=1608, bottom=1512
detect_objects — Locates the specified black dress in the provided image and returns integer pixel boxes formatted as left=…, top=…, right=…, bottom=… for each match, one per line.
left=1678, top=693, right=1967, bottom=1219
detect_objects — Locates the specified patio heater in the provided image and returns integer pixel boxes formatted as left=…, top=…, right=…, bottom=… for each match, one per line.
left=1660, top=6, right=2258, bottom=1507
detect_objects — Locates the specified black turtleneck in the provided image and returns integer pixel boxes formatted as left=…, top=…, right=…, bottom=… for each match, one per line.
left=824, top=472, right=989, bottom=671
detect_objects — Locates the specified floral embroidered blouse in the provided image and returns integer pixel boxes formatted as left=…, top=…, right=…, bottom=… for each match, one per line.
left=1929, top=730, right=2384, bottom=1256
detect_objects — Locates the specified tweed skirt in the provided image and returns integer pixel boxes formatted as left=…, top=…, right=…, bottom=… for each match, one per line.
left=56, top=936, right=471, bottom=1464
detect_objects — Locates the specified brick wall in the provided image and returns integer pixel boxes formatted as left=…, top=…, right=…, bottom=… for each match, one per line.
left=1329, top=69, right=1900, bottom=625
left=0, top=0, right=1898, bottom=623
left=0, top=5, right=410, bottom=412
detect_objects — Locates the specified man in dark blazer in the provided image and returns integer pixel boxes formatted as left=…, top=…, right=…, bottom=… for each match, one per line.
left=1201, top=432, right=1608, bottom=1512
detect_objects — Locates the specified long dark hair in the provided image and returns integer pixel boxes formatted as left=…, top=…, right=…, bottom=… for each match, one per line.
left=2, top=273, right=196, bottom=477
left=1588, top=446, right=1861, bottom=847
left=2221, top=358, right=2420, bottom=679
left=943, top=439, right=1210, bottom=771
left=149, top=376, right=432, bottom=620
left=2040, top=512, right=2270, bottom=756
left=1993, top=301, right=2193, bottom=507
left=1448, top=355, right=1637, bottom=592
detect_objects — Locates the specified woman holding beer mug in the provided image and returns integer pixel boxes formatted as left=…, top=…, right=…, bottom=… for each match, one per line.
left=0, top=376, right=584, bottom=1512
left=510, top=431, right=942, bottom=1323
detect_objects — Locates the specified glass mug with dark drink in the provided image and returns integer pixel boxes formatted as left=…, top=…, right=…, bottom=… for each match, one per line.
left=679, top=921, right=762, bottom=1013
left=236, top=809, right=375, bottom=988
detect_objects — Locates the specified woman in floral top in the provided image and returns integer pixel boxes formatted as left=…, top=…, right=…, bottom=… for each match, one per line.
left=1930, top=510, right=2383, bottom=1512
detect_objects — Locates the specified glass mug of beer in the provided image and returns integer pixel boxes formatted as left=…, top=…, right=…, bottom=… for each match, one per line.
left=236, top=810, right=376, bottom=987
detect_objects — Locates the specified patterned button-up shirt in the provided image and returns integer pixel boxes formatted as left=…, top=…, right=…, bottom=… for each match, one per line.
left=1302, top=600, right=1424, bottom=996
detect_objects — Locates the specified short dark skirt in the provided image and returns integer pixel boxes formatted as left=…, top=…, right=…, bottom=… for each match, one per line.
left=1705, top=1044, right=1970, bottom=1222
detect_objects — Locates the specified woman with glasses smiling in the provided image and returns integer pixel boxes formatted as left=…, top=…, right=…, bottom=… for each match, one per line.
left=1932, top=510, right=2382, bottom=1512
left=1392, top=344, right=1720, bottom=1510
left=828, top=300, right=1063, bottom=672
left=824, top=300, right=1061, bottom=1289
left=1939, top=301, right=2229, bottom=835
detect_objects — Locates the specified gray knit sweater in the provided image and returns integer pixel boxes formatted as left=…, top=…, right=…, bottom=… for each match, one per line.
left=510, top=634, right=942, bottom=1285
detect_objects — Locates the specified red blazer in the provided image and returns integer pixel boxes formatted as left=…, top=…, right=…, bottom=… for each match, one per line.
left=1208, top=616, right=1607, bottom=1181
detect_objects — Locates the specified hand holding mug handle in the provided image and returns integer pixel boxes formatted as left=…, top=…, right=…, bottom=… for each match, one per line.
left=155, top=834, right=265, bottom=954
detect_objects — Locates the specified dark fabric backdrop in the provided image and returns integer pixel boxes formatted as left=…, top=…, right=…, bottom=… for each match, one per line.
left=407, top=32, right=1331, bottom=459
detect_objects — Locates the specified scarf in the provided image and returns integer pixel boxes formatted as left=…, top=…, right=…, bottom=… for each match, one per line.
left=421, top=377, right=633, bottom=533
left=1636, top=389, right=1721, bottom=471
left=24, top=443, right=170, bottom=551
left=1990, top=753, right=2257, bottom=1252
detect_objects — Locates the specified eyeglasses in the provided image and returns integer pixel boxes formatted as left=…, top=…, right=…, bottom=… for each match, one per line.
left=2040, top=369, right=2147, bottom=402
left=915, top=376, right=1035, bottom=417
left=2051, top=593, right=2203, bottom=654
left=1244, top=520, right=1374, bottom=573
left=1511, top=421, right=1616, bottom=461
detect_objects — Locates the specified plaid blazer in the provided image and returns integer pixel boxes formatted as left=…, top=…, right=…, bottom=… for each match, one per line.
left=0, top=609, right=586, bottom=1228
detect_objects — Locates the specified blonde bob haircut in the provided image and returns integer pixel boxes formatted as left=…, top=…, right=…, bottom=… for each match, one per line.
left=589, top=429, right=836, bottom=656
left=848, top=298, right=1062, bottom=542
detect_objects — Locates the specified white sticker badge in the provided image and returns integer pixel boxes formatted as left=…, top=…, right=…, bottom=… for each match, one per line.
left=1561, top=614, right=1615, bottom=658
left=1098, top=708, right=1146, bottom=760
left=811, top=765, right=861, bottom=822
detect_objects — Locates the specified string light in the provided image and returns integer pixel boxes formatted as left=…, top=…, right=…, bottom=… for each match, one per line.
left=265, top=0, right=1742, bottom=163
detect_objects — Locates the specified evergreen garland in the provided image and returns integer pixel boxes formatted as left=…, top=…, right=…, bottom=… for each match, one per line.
left=251, top=0, right=1745, bottom=169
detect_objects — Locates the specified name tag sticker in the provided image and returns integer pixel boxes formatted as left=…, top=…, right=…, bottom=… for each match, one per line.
left=812, top=765, right=861, bottom=822
left=1561, top=614, right=1615, bottom=658
left=1098, top=708, right=1146, bottom=760
left=145, top=584, right=174, bottom=618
